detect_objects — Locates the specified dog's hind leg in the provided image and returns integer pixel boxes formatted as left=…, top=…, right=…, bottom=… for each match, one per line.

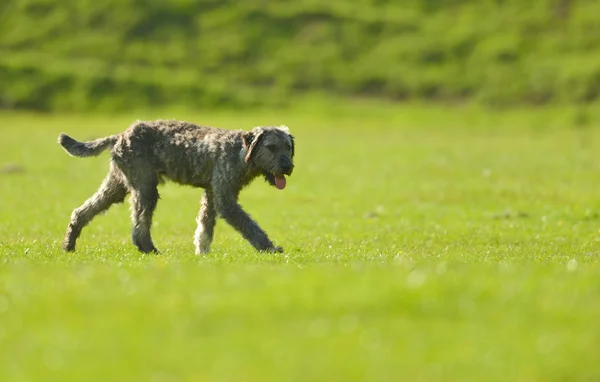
left=63, top=164, right=128, bottom=252
left=128, top=173, right=160, bottom=254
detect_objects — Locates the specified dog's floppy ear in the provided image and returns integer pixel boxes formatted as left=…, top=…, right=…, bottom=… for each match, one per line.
left=243, top=128, right=264, bottom=163
left=275, top=125, right=294, bottom=158
left=289, top=134, right=295, bottom=158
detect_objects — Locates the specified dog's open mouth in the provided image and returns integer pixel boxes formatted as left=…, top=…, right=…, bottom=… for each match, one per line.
left=265, top=173, right=287, bottom=190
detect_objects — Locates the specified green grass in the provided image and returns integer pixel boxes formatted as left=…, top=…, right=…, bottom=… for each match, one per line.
left=1, top=102, right=600, bottom=381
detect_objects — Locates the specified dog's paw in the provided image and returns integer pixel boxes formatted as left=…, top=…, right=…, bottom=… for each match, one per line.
left=259, top=245, right=284, bottom=254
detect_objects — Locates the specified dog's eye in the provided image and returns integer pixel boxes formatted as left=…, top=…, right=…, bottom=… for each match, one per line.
left=266, top=144, right=277, bottom=152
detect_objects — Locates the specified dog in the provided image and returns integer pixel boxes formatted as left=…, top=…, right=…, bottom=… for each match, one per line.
left=58, top=120, right=295, bottom=254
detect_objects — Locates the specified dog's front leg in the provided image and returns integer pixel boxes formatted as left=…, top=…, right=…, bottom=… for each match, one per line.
left=194, top=189, right=216, bottom=254
left=214, top=192, right=282, bottom=253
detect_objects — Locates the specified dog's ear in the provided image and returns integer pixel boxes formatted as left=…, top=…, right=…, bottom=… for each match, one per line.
left=289, top=134, right=295, bottom=158
left=275, top=125, right=294, bottom=158
left=243, top=128, right=264, bottom=163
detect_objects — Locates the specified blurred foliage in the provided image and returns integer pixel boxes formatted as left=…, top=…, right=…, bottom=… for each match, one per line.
left=1, top=0, right=600, bottom=111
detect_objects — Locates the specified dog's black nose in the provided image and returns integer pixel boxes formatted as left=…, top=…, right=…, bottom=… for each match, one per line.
left=280, top=158, right=294, bottom=174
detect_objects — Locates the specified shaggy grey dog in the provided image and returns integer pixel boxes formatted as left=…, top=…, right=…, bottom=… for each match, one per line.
left=58, top=120, right=295, bottom=254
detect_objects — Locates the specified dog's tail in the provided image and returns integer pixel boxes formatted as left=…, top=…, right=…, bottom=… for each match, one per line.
left=58, top=133, right=119, bottom=157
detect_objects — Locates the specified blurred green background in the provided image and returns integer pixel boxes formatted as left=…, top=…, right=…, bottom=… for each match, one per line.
left=1, top=0, right=599, bottom=112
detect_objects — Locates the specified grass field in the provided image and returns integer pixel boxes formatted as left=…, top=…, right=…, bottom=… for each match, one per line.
left=1, top=101, right=600, bottom=381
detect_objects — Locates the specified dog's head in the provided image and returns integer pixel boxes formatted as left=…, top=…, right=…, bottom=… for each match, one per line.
left=243, top=125, right=295, bottom=190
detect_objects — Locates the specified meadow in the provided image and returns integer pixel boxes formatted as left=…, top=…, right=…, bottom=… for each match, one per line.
left=1, top=101, right=600, bottom=381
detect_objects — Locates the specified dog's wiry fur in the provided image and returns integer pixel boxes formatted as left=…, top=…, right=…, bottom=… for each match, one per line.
left=58, top=120, right=295, bottom=254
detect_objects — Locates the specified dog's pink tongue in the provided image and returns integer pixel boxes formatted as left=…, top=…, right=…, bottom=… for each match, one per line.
left=274, top=175, right=286, bottom=190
